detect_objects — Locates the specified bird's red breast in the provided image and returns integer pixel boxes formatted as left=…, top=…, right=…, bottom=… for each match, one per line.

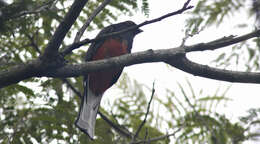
left=88, top=38, right=128, bottom=95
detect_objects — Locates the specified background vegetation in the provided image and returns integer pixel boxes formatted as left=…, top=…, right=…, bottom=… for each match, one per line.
left=0, top=0, right=260, bottom=143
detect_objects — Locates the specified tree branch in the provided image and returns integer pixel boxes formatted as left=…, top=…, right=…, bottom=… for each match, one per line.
left=60, top=0, right=193, bottom=56
left=185, top=29, right=260, bottom=52
left=43, top=28, right=260, bottom=85
left=0, top=59, right=42, bottom=88
left=131, top=128, right=181, bottom=144
left=43, top=48, right=185, bottom=78
left=25, top=33, right=42, bottom=54
left=132, top=82, right=155, bottom=141
left=168, top=55, right=260, bottom=83
left=61, top=78, right=82, bottom=98
left=98, top=111, right=133, bottom=139
left=1, top=29, right=260, bottom=88
left=11, top=0, right=56, bottom=19
left=137, top=0, right=193, bottom=28
left=73, top=0, right=112, bottom=42
left=41, top=0, right=89, bottom=60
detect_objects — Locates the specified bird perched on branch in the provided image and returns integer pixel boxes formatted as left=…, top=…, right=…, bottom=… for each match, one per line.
left=75, top=21, right=142, bottom=139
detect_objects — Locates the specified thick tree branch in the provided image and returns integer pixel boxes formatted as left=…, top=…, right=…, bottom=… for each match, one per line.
left=44, top=30, right=260, bottom=84
left=74, top=0, right=112, bottom=42
left=60, top=0, right=193, bottom=56
left=1, top=29, right=260, bottom=88
left=42, top=0, right=89, bottom=60
left=168, top=55, right=260, bottom=83
left=0, top=60, right=41, bottom=88
left=42, top=48, right=185, bottom=78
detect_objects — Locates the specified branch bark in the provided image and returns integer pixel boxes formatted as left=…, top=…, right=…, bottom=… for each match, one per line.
left=44, top=30, right=260, bottom=84
left=1, top=29, right=260, bottom=88
left=168, top=55, right=260, bottom=83
left=60, top=1, right=193, bottom=56
left=0, top=60, right=41, bottom=88
left=185, top=29, right=260, bottom=52
left=73, top=0, right=112, bottom=42
left=0, top=0, right=90, bottom=88
left=41, top=0, right=89, bottom=60
left=42, top=48, right=185, bottom=78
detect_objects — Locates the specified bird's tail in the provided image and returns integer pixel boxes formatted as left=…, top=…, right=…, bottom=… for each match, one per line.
left=75, top=80, right=102, bottom=139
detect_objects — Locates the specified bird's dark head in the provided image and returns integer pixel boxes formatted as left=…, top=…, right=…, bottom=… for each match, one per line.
left=113, top=21, right=143, bottom=36
left=108, top=21, right=142, bottom=52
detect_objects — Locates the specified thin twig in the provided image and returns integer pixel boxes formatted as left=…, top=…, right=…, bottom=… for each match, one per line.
left=25, top=33, right=42, bottom=54
left=60, top=0, right=193, bottom=56
left=74, top=0, right=112, bottom=42
left=98, top=111, right=133, bottom=139
left=62, top=78, right=134, bottom=139
left=60, top=77, right=133, bottom=138
left=61, top=78, right=82, bottom=98
left=62, top=79, right=134, bottom=139
left=5, top=0, right=57, bottom=20
left=132, top=82, right=156, bottom=141
left=178, top=81, right=216, bottom=141
left=138, top=0, right=192, bottom=28
left=180, top=25, right=205, bottom=47
left=144, top=128, right=148, bottom=144
left=131, top=128, right=181, bottom=144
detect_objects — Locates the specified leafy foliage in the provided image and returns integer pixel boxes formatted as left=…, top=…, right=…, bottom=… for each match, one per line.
left=0, top=0, right=151, bottom=143
left=1, top=0, right=260, bottom=143
left=240, top=108, right=260, bottom=142
left=186, top=0, right=243, bottom=29
left=186, top=0, right=260, bottom=71
left=103, top=73, right=166, bottom=143
left=156, top=80, right=238, bottom=143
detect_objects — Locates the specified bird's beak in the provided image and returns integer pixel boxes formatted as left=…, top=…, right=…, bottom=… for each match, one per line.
left=136, top=28, right=143, bottom=34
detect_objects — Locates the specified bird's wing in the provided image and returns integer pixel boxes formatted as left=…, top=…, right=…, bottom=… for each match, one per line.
left=85, top=25, right=116, bottom=61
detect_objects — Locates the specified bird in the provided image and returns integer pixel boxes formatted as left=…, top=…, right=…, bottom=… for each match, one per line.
left=75, top=21, right=142, bottom=139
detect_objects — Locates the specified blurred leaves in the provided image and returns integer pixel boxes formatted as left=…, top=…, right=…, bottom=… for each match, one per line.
left=110, top=73, right=164, bottom=143
left=156, top=79, right=239, bottom=143
left=0, top=0, right=149, bottom=72
left=186, top=0, right=243, bottom=31
left=0, top=0, right=150, bottom=143
left=1, top=0, right=260, bottom=143
left=1, top=71, right=259, bottom=143
left=186, top=0, right=260, bottom=72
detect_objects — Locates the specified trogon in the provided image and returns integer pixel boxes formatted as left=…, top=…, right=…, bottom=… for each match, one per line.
left=75, top=21, right=142, bottom=139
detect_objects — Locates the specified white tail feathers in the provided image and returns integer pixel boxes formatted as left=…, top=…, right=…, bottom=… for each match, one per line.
left=75, top=85, right=102, bottom=139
